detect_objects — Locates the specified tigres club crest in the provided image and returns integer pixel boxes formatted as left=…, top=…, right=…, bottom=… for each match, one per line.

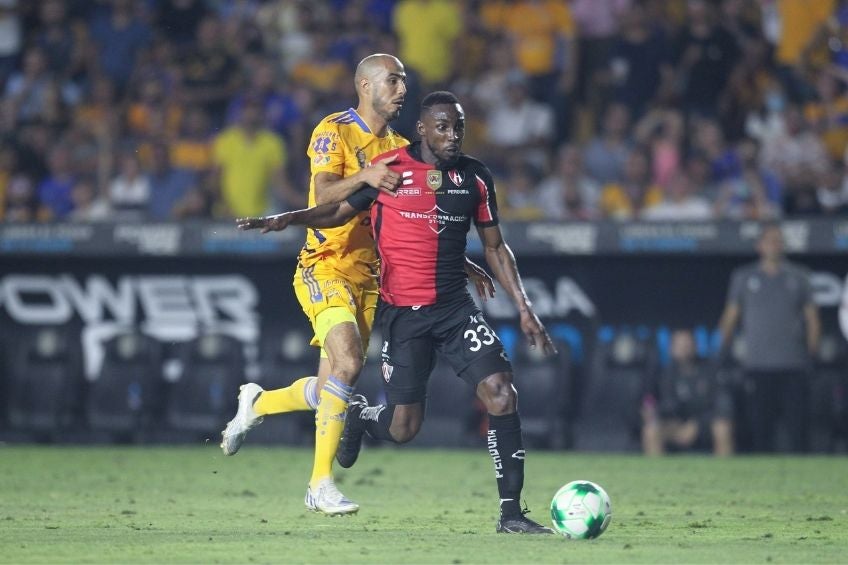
left=426, top=170, right=442, bottom=191
left=447, top=169, right=464, bottom=186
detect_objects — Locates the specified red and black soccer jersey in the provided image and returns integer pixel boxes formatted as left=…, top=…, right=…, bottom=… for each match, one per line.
left=346, top=142, right=499, bottom=307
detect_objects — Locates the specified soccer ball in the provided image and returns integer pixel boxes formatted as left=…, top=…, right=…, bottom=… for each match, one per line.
left=550, top=480, right=612, bottom=539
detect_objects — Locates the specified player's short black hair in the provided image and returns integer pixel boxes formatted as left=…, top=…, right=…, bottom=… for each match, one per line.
left=420, top=91, right=460, bottom=115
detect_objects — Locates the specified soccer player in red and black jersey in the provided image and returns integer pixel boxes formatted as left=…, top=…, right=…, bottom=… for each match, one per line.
left=237, top=91, right=557, bottom=534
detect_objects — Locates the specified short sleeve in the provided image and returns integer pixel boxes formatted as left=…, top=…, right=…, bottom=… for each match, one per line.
left=472, top=164, right=499, bottom=227
left=347, top=186, right=379, bottom=211
left=307, top=120, right=345, bottom=177
left=727, top=268, right=745, bottom=307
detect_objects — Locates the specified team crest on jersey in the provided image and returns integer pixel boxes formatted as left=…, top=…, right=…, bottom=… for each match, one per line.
left=355, top=147, right=367, bottom=169
left=447, top=169, right=464, bottom=186
left=426, top=170, right=442, bottom=191
left=381, top=361, right=394, bottom=383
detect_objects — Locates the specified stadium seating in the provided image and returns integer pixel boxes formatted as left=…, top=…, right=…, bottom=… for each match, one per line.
left=576, top=331, right=655, bottom=451
left=2, top=326, right=84, bottom=440
left=163, top=333, right=245, bottom=438
left=85, top=331, right=163, bottom=441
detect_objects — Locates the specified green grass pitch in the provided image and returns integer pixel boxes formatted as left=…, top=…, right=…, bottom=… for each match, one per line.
left=1, top=445, right=846, bottom=563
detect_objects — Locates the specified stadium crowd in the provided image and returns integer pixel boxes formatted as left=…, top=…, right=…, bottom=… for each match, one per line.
left=1, top=0, right=848, bottom=223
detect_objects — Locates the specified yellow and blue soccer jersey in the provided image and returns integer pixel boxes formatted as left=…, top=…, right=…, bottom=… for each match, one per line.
left=298, top=108, right=409, bottom=285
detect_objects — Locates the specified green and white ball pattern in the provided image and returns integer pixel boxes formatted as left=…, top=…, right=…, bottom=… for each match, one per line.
left=550, top=480, right=612, bottom=539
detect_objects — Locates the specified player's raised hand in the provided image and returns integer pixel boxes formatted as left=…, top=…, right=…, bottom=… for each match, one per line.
left=465, top=260, right=496, bottom=301
left=519, top=310, right=558, bottom=356
left=361, top=154, right=400, bottom=197
left=236, top=213, right=292, bottom=234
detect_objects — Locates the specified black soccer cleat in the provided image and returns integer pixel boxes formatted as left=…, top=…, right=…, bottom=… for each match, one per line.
left=335, top=394, right=369, bottom=469
left=496, top=510, right=556, bottom=534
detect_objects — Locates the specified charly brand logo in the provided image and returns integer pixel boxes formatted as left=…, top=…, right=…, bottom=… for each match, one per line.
left=0, top=274, right=259, bottom=380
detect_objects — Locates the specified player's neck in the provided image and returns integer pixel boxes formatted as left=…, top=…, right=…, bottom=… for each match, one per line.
left=354, top=105, right=389, bottom=137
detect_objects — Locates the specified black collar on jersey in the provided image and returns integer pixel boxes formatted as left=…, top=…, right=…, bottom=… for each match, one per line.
left=407, top=141, right=464, bottom=171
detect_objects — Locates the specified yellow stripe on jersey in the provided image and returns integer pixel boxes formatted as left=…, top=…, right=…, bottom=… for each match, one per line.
left=299, top=108, right=409, bottom=285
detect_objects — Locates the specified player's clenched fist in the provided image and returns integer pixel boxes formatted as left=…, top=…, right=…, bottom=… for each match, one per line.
left=360, top=154, right=401, bottom=196
left=236, top=213, right=293, bottom=233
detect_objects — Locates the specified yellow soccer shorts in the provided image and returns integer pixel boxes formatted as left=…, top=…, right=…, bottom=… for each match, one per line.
left=293, top=264, right=378, bottom=358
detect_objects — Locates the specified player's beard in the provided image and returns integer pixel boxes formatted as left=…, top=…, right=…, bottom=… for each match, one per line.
left=373, top=96, right=401, bottom=122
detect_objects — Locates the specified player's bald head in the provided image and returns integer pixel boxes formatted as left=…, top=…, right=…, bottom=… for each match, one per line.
left=354, top=54, right=404, bottom=92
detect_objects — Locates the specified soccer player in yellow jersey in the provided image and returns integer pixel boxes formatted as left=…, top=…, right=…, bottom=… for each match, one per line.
left=221, top=54, right=413, bottom=515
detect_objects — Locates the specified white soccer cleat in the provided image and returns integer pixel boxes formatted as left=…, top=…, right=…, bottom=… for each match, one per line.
left=220, top=383, right=264, bottom=456
left=304, top=478, right=360, bottom=516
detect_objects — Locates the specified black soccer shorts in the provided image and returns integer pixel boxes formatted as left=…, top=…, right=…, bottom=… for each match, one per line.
left=375, top=295, right=513, bottom=405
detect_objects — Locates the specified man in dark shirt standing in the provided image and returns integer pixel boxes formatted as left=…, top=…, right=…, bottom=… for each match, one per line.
left=717, top=224, right=821, bottom=452
left=237, top=91, right=557, bottom=534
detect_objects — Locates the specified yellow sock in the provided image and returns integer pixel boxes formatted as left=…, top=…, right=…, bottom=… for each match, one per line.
left=310, top=376, right=353, bottom=486
left=253, top=376, right=318, bottom=416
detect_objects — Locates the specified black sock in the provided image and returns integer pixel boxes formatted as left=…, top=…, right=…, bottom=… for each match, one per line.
left=487, top=412, right=525, bottom=519
left=358, top=403, right=397, bottom=442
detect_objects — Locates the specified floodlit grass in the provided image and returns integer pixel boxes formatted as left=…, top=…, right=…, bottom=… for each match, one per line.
left=1, top=445, right=846, bottom=563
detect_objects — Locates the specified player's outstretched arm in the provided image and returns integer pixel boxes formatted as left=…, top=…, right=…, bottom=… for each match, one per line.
left=464, top=257, right=495, bottom=301
left=236, top=201, right=359, bottom=233
left=314, top=154, right=400, bottom=205
left=478, top=225, right=557, bottom=355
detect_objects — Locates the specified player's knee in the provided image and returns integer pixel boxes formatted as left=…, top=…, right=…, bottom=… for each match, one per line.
left=478, top=375, right=516, bottom=416
left=389, top=408, right=423, bottom=443
left=330, top=354, right=363, bottom=384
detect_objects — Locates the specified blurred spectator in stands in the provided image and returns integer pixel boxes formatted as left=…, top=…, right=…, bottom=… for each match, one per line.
left=816, top=162, right=848, bottom=215
left=172, top=176, right=213, bottom=219
left=393, top=0, right=462, bottom=87
left=605, top=2, right=672, bottom=121
left=126, top=76, right=183, bottom=139
left=155, top=0, right=209, bottom=47
left=290, top=32, right=347, bottom=100
left=212, top=96, right=294, bottom=218
left=584, top=102, right=633, bottom=185
left=88, top=0, right=151, bottom=92
left=3, top=174, right=35, bottom=222
left=498, top=158, right=544, bottom=221
left=255, top=1, right=314, bottom=73
left=719, top=36, right=779, bottom=142
left=227, top=57, right=303, bottom=142
left=671, top=0, right=740, bottom=118
left=537, top=144, right=600, bottom=220
left=13, top=121, right=50, bottom=181
left=641, top=328, right=734, bottom=456
left=129, top=36, right=181, bottom=97
left=572, top=0, right=631, bottom=106
left=108, top=150, right=150, bottom=221
left=599, top=147, right=662, bottom=220
left=718, top=223, right=820, bottom=452
left=37, top=144, right=77, bottom=221
left=35, top=0, right=89, bottom=84
left=714, top=138, right=782, bottom=219
left=718, top=0, right=760, bottom=50
left=170, top=107, right=214, bottom=175
left=642, top=168, right=714, bottom=221
left=146, top=142, right=198, bottom=221
left=179, top=15, right=239, bottom=126
left=74, top=75, right=119, bottom=139
left=483, top=0, right=578, bottom=141
left=484, top=70, right=554, bottom=173
left=762, top=0, right=834, bottom=102
left=804, top=70, right=848, bottom=162
left=634, top=108, right=684, bottom=188
left=69, top=176, right=110, bottom=222
left=0, top=0, right=22, bottom=90
left=3, top=46, right=80, bottom=126
left=759, top=104, right=829, bottom=214
left=691, top=117, right=742, bottom=184
left=0, top=142, right=15, bottom=219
